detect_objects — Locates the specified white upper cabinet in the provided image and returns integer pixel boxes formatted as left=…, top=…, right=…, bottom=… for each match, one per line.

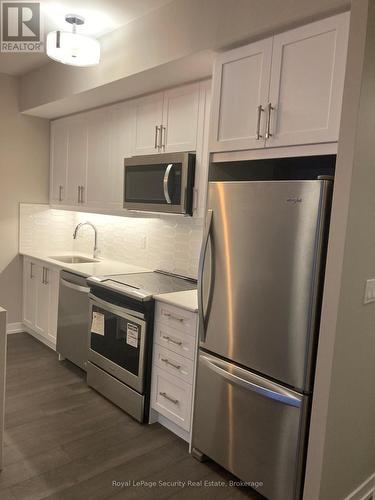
left=133, top=92, right=164, bottom=155
left=209, top=12, right=350, bottom=152
left=267, top=12, right=350, bottom=147
left=86, top=107, right=114, bottom=208
left=65, top=115, right=88, bottom=205
left=162, top=82, right=200, bottom=153
left=111, top=101, right=135, bottom=209
left=210, top=38, right=273, bottom=152
left=50, top=120, right=68, bottom=204
left=49, top=80, right=209, bottom=216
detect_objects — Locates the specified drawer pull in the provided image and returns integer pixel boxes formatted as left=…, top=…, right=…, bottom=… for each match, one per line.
left=162, top=335, right=183, bottom=346
left=163, top=312, right=185, bottom=323
left=159, top=391, right=179, bottom=405
left=161, top=358, right=181, bottom=370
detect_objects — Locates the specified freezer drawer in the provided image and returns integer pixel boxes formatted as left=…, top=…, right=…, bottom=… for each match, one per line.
left=192, top=352, right=309, bottom=500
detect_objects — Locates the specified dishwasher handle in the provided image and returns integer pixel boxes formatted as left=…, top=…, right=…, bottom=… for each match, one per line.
left=60, top=278, right=90, bottom=294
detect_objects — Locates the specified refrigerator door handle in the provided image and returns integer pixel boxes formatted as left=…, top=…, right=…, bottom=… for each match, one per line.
left=201, top=354, right=302, bottom=408
left=198, top=209, right=213, bottom=342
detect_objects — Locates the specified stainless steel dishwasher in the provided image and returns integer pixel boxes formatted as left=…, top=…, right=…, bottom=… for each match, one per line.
left=57, top=271, right=90, bottom=371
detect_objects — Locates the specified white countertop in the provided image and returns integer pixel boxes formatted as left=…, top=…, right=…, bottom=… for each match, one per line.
left=20, top=251, right=198, bottom=311
left=20, top=251, right=151, bottom=278
left=154, top=289, right=198, bottom=313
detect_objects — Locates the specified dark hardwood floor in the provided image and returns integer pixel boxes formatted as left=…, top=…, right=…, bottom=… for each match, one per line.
left=0, top=333, right=262, bottom=500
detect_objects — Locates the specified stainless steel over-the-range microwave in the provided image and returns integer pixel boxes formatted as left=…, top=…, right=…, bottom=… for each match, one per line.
left=123, top=152, right=196, bottom=215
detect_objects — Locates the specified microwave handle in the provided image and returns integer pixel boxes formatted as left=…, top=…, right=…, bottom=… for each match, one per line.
left=163, top=163, right=173, bottom=204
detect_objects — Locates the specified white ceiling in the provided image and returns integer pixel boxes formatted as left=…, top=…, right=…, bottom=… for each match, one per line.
left=0, top=0, right=175, bottom=76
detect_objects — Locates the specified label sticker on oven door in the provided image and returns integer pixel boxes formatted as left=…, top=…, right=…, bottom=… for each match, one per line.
left=126, top=323, right=139, bottom=348
left=91, top=312, right=105, bottom=336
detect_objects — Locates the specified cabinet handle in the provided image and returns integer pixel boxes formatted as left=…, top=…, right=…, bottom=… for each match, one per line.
left=44, top=268, right=49, bottom=285
left=155, top=125, right=160, bottom=150
left=30, top=262, right=34, bottom=279
left=161, top=358, right=181, bottom=370
left=159, top=392, right=179, bottom=405
left=77, top=186, right=81, bottom=203
left=80, top=186, right=85, bottom=203
left=59, top=185, right=64, bottom=202
left=256, top=105, right=264, bottom=140
left=265, top=103, right=274, bottom=139
left=42, top=267, right=45, bottom=284
left=162, top=335, right=183, bottom=346
left=161, top=126, right=166, bottom=150
left=163, top=311, right=185, bottom=323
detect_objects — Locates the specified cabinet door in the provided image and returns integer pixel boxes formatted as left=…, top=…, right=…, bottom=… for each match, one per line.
left=65, top=116, right=88, bottom=205
left=267, top=12, right=350, bottom=147
left=22, top=258, right=37, bottom=329
left=46, top=267, right=59, bottom=344
left=162, top=83, right=200, bottom=153
left=133, top=92, right=164, bottom=155
left=111, top=101, right=135, bottom=208
left=86, top=107, right=114, bottom=208
left=34, top=265, right=59, bottom=343
left=209, top=38, right=273, bottom=152
left=34, top=265, right=49, bottom=338
left=50, top=121, right=68, bottom=204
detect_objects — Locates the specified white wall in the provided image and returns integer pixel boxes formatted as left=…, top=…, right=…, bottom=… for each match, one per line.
left=0, top=74, right=49, bottom=323
left=304, top=1, right=375, bottom=498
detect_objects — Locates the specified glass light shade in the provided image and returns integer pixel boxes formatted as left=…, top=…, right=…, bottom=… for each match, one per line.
left=46, top=31, right=100, bottom=67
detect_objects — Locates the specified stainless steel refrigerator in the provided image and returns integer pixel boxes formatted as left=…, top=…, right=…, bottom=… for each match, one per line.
left=192, top=179, right=332, bottom=500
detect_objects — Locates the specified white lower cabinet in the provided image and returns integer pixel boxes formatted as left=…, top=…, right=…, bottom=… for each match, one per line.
left=22, top=257, right=59, bottom=348
left=151, top=301, right=198, bottom=439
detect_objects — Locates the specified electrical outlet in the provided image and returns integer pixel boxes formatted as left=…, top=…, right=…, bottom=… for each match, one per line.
left=364, top=279, right=375, bottom=304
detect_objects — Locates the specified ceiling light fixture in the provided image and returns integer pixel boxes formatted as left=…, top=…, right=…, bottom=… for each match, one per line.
left=46, top=14, right=100, bottom=67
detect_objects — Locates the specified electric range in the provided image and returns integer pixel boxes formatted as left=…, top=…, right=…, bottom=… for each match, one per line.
left=86, top=270, right=197, bottom=423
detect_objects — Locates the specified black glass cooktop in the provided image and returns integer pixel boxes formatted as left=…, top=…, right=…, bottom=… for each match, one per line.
left=88, top=271, right=196, bottom=301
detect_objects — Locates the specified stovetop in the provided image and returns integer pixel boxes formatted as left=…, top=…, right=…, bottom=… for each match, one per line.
left=87, top=270, right=197, bottom=301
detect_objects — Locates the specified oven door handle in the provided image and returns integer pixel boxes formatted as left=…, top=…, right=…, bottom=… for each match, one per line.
left=163, top=163, right=173, bottom=204
left=88, top=293, right=145, bottom=320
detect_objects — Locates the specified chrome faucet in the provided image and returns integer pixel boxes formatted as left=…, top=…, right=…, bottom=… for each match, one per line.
left=73, top=222, right=100, bottom=259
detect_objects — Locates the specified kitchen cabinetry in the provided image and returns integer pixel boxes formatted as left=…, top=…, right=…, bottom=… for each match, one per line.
left=50, top=80, right=210, bottom=217
left=50, top=120, right=68, bottom=205
left=22, top=257, right=59, bottom=348
left=133, top=82, right=201, bottom=155
left=65, top=115, right=88, bottom=206
left=210, top=12, right=350, bottom=152
left=151, top=301, right=198, bottom=440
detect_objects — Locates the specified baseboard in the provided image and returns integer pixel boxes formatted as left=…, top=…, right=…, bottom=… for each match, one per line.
left=6, top=322, right=24, bottom=334
left=157, top=414, right=190, bottom=443
left=345, top=473, right=375, bottom=500
left=22, top=325, right=56, bottom=352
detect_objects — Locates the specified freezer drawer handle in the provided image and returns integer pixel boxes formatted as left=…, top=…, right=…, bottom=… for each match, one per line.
left=201, top=355, right=302, bottom=408
left=159, top=391, right=179, bottom=405
left=161, top=358, right=181, bottom=370
left=162, top=335, right=183, bottom=346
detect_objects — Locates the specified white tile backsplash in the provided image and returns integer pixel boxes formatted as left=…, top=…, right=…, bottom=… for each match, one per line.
left=19, top=204, right=203, bottom=278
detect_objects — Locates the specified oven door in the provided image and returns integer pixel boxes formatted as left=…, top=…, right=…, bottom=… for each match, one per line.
left=123, top=153, right=195, bottom=214
left=88, top=294, right=147, bottom=394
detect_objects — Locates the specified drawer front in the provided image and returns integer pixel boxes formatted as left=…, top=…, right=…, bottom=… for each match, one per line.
left=154, top=321, right=196, bottom=360
left=153, top=344, right=194, bottom=384
left=151, top=367, right=192, bottom=431
left=155, top=302, right=197, bottom=336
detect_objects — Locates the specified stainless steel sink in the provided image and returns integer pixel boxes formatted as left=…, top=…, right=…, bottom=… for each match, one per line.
left=49, top=255, right=99, bottom=264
